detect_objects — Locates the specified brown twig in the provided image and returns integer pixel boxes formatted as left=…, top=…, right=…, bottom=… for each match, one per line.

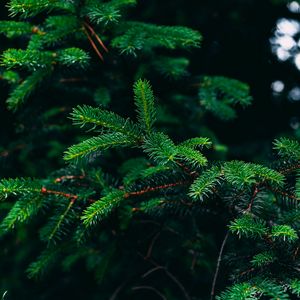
left=41, top=187, right=95, bottom=203
left=141, top=259, right=191, bottom=300
left=83, top=27, right=104, bottom=61
left=84, top=21, right=108, bottom=53
left=210, top=231, right=229, bottom=300
left=176, top=160, right=198, bottom=178
left=41, top=187, right=78, bottom=200
left=0, top=144, right=26, bottom=158
left=246, top=185, right=260, bottom=212
left=59, top=77, right=88, bottom=83
left=54, top=175, right=85, bottom=183
left=265, top=185, right=300, bottom=201
left=124, top=180, right=190, bottom=198
left=132, top=286, right=167, bottom=300
left=279, top=164, right=300, bottom=175
left=239, top=267, right=255, bottom=277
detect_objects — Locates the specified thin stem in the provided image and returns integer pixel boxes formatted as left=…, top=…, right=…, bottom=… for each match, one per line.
left=210, top=231, right=229, bottom=300
left=265, top=185, right=300, bottom=201
left=142, top=266, right=164, bottom=278
left=164, top=269, right=191, bottom=300
left=141, top=260, right=191, bottom=300
left=84, top=21, right=108, bottom=53
left=145, top=231, right=161, bottom=259
left=246, top=185, right=260, bottom=211
left=83, top=27, right=104, bottom=61
left=41, top=187, right=95, bottom=203
left=41, top=187, right=78, bottom=200
left=124, top=180, right=190, bottom=198
left=175, top=160, right=198, bottom=178
left=59, top=77, right=87, bottom=83
left=109, top=282, right=127, bottom=300
left=54, top=175, right=85, bottom=183
left=279, top=164, right=300, bottom=175
left=132, top=286, right=167, bottom=300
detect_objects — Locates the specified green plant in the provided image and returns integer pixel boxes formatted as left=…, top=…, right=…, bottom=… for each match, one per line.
left=1, top=1, right=300, bottom=300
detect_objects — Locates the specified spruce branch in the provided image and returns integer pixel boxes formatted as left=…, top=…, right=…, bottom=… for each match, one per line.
left=0, top=178, right=42, bottom=199
left=189, top=166, right=222, bottom=201
left=81, top=190, right=125, bottom=227
left=274, top=137, right=300, bottom=161
left=0, top=195, right=43, bottom=233
left=134, top=79, right=156, bottom=133
left=70, top=105, right=140, bottom=138
left=39, top=198, right=77, bottom=244
left=86, top=0, right=136, bottom=26
left=6, top=68, right=49, bottom=110
left=64, top=132, right=136, bottom=161
left=179, top=137, right=212, bottom=149
left=0, top=21, right=34, bottom=37
left=143, top=132, right=178, bottom=165
left=7, top=0, right=75, bottom=18
left=112, top=22, right=202, bottom=55
left=124, top=180, right=190, bottom=198
left=199, top=76, right=252, bottom=121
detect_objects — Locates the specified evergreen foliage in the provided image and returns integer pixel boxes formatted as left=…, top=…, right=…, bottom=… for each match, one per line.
left=0, top=0, right=300, bottom=299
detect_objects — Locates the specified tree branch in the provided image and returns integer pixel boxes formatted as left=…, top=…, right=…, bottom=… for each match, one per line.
left=210, top=231, right=229, bottom=300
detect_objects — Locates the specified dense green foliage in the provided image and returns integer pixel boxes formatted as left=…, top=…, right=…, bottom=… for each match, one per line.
left=1, top=0, right=300, bottom=299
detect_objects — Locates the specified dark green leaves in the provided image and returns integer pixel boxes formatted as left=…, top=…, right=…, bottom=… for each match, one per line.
left=271, top=225, right=298, bottom=242
left=7, top=68, right=50, bottom=111
left=153, top=56, right=189, bottom=79
left=274, top=137, right=300, bottom=161
left=179, top=137, right=212, bottom=149
left=251, top=251, right=275, bottom=267
left=199, top=76, right=252, bottom=121
left=1, top=48, right=90, bottom=71
left=112, top=22, right=202, bottom=56
left=217, top=279, right=290, bottom=300
left=189, top=166, right=222, bottom=201
left=144, top=132, right=209, bottom=167
left=134, top=79, right=156, bottom=133
left=177, top=146, right=208, bottom=167
left=0, top=178, right=42, bottom=200
left=289, top=279, right=300, bottom=296
left=27, top=246, right=62, bottom=279
left=81, top=190, right=125, bottom=227
left=229, top=215, right=268, bottom=238
left=70, top=105, right=140, bottom=138
left=0, top=195, right=43, bottom=233
left=230, top=215, right=298, bottom=242
left=57, top=48, right=90, bottom=68
left=143, top=132, right=178, bottom=165
left=64, top=133, right=136, bottom=161
left=86, top=0, right=136, bottom=26
left=39, top=199, right=77, bottom=244
left=8, top=0, right=74, bottom=18
left=1, top=49, right=54, bottom=70
left=217, top=282, right=258, bottom=300
left=223, top=161, right=284, bottom=189
left=0, top=21, right=33, bottom=37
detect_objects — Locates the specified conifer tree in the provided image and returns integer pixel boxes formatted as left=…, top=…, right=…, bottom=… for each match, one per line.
left=1, top=1, right=300, bottom=300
